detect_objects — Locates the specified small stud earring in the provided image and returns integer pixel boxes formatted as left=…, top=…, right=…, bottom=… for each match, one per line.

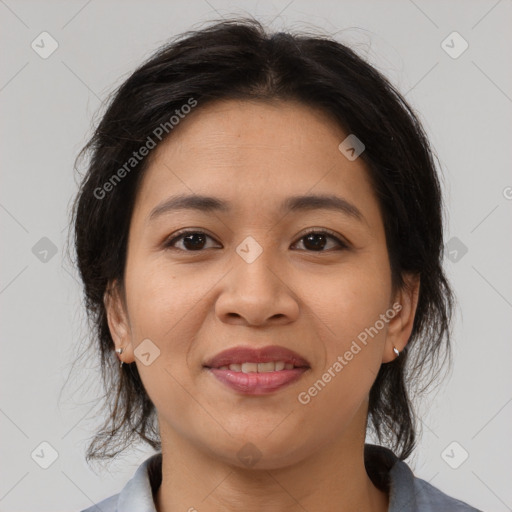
left=393, top=346, right=400, bottom=358
left=115, top=347, right=124, bottom=368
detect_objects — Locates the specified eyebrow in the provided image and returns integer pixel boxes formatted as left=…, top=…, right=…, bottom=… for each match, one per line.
left=148, top=193, right=364, bottom=223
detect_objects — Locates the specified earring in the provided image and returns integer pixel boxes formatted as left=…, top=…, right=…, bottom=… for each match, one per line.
left=393, top=346, right=400, bottom=358
left=115, top=347, right=124, bottom=368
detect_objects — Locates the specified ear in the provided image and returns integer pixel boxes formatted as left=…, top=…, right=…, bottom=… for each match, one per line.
left=104, top=280, right=136, bottom=364
left=381, top=273, right=420, bottom=363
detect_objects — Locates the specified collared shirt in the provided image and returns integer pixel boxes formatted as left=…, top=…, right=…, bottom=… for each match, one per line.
left=80, top=444, right=482, bottom=511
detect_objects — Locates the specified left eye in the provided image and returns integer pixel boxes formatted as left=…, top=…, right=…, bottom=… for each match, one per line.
left=292, top=230, right=347, bottom=251
left=164, top=229, right=347, bottom=252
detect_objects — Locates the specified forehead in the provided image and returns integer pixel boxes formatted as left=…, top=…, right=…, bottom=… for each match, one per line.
left=154, top=98, right=347, bottom=160
left=133, top=99, right=378, bottom=221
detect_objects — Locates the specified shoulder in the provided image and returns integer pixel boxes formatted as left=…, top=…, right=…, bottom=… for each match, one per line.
left=78, top=452, right=162, bottom=512
left=364, top=444, right=482, bottom=512
left=410, top=474, right=483, bottom=511
left=80, top=493, right=118, bottom=512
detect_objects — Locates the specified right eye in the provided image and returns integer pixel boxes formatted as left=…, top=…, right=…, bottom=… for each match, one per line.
left=163, top=230, right=220, bottom=251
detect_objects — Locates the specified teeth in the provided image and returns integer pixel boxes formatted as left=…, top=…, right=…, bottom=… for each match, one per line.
left=241, top=362, right=258, bottom=373
left=222, top=361, right=293, bottom=372
left=258, top=362, right=275, bottom=372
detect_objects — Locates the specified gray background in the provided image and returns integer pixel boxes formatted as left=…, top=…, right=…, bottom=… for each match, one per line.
left=1, top=1, right=511, bottom=510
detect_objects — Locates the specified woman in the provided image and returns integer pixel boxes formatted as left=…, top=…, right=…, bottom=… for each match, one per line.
left=73, top=17, right=481, bottom=512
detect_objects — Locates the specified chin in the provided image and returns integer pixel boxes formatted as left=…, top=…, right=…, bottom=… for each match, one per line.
left=199, top=429, right=313, bottom=471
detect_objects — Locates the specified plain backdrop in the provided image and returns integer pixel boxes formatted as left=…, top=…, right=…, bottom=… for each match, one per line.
left=1, top=1, right=511, bottom=511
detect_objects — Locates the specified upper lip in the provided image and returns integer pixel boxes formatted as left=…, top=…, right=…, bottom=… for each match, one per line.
left=204, top=345, right=310, bottom=369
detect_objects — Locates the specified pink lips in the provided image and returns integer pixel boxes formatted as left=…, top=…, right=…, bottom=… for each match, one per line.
left=204, top=345, right=310, bottom=395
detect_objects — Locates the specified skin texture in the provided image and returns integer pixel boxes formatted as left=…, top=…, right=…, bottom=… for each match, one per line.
left=105, top=99, right=420, bottom=512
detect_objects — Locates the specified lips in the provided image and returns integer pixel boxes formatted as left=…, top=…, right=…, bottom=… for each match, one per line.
left=203, top=345, right=310, bottom=369
left=204, top=345, right=310, bottom=395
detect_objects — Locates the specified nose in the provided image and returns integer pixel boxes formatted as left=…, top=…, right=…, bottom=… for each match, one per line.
left=215, top=248, right=300, bottom=327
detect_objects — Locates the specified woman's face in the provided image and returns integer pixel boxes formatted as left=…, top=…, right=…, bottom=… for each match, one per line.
left=106, top=99, right=418, bottom=469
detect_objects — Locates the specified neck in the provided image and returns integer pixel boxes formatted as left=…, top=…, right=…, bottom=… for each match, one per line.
left=154, top=421, right=388, bottom=512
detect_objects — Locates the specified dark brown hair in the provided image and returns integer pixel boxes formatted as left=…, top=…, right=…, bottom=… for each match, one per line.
left=68, top=17, right=453, bottom=464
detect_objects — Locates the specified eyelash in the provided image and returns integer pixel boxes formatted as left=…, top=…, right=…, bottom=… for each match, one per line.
left=163, top=228, right=349, bottom=253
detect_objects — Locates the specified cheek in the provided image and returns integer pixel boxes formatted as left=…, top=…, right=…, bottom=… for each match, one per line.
left=294, top=247, right=392, bottom=341
left=295, top=282, right=390, bottom=441
left=296, top=248, right=392, bottom=398
left=123, top=261, right=207, bottom=430
left=126, top=256, right=198, bottom=324
left=124, top=259, right=207, bottom=376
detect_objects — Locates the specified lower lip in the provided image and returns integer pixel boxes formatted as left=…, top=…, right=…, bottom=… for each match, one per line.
left=207, top=368, right=308, bottom=395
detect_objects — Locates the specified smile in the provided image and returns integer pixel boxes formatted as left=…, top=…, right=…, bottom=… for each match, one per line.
left=204, top=345, right=310, bottom=395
